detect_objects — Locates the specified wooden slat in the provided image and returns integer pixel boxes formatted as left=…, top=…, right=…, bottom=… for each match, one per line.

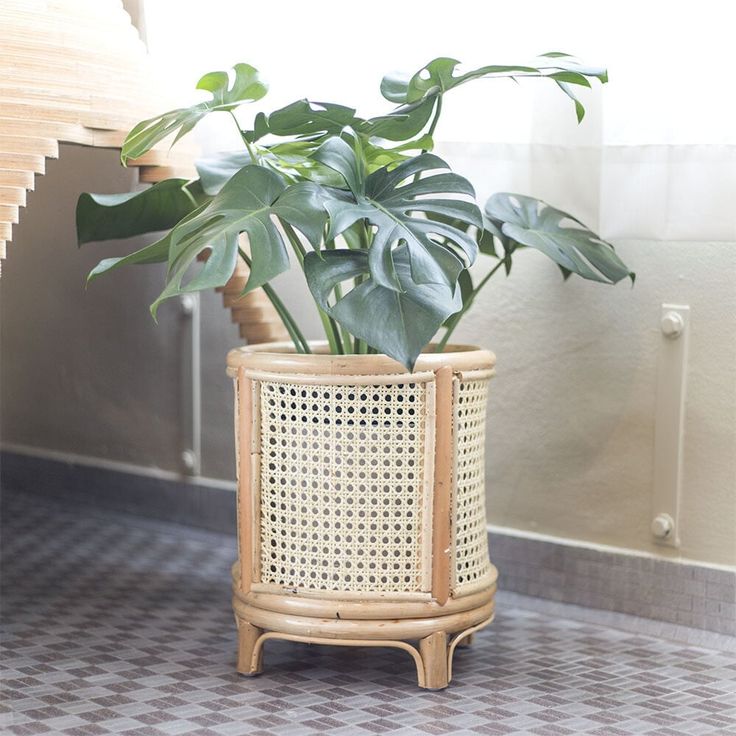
left=237, top=370, right=254, bottom=594
left=0, top=205, right=20, bottom=224
left=0, top=169, right=34, bottom=188
left=0, top=135, right=59, bottom=158
left=138, top=165, right=196, bottom=182
left=431, top=366, right=454, bottom=605
left=0, top=153, right=45, bottom=174
left=0, top=117, right=89, bottom=141
left=0, top=187, right=26, bottom=206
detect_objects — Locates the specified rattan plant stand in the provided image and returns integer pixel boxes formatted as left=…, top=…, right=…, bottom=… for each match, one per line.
left=227, top=343, right=498, bottom=689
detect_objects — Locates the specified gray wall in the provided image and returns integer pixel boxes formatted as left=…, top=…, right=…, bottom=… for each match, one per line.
left=0, top=145, right=319, bottom=477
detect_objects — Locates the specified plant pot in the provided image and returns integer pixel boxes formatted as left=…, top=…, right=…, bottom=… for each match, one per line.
left=226, top=342, right=498, bottom=689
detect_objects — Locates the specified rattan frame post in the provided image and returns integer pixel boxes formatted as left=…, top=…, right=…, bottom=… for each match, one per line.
left=227, top=342, right=498, bottom=689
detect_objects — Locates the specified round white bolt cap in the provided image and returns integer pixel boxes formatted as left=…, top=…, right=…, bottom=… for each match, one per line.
left=651, top=513, right=674, bottom=539
left=661, top=311, right=684, bottom=339
left=181, top=449, right=197, bottom=473
left=180, top=295, right=196, bottom=315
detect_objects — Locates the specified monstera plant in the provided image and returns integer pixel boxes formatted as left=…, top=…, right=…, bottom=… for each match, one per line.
left=77, top=55, right=633, bottom=369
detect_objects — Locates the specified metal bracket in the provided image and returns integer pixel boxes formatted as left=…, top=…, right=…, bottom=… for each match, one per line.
left=651, top=304, right=690, bottom=547
left=179, top=294, right=201, bottom=476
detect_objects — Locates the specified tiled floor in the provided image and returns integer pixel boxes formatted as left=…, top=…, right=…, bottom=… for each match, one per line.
left=2, top=490, right=736, bottom=736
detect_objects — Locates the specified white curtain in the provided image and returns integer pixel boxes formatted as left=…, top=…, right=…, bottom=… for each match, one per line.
left=141, top=0, right=736, bottom=244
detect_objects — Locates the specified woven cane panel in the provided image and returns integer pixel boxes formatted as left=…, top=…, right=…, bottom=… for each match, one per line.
left=453, top=378, right=492, bottom=590
left=258, top=378, right=430, bottom=593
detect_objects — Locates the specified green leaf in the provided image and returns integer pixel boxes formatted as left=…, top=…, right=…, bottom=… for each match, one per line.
left=86, top=199, right=211, bottom=283
left=555, top=80, right=585, bottom=122
left=266, top=99, right=360, bottom=138
left=361, top=134, right=434, bottom=172
left=304, top=246, right=462, bottom=370
left=196, top=143, right=345, bottom=194
left=264, top=140, right=346, bottom=186
left=424, top=210, right=498, bottom=258
left=76, top=179, right=206, bottom=244
left=381, top=54, right=607, bottom=121
left=314, top=140, right=480, bottom=291
left=151, top=166, right=329, bottom=315
left=485, top=193, right=634, bottom=284
left=380, top=71, right=412, bottom=103
left=312, top=137, right=366, bottom=196
left=446, top=268, right=474, bottom=322
left=359, top=98, right=436, bottom=141
left=121, top=63, right=267, bottom=164
left=87, top=233, right=171, bottom=284
left=151, top=233, right=239, bottom=317
left=243, top=111, right=270, bottom=143
left=195, top=151, right=253, bottom=195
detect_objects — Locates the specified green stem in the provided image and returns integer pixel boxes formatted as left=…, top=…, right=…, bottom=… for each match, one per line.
left=282, top=223, right=344, bottom=355
left=181, top=180, right=200, bottom=209
left=473, top=257, right=507, bottom=295
left=229, top=110, right=259, bottom=163
left=238, top=248, right=310, bottom=354
left=325, top=239, right=353, bottom=351
left=351, top=222, right=373, bottom=354
left=436, top=259, right=506, bottom=352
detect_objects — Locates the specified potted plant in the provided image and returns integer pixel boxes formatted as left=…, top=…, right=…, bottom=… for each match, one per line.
left=76, top=55, right=633, bottom=689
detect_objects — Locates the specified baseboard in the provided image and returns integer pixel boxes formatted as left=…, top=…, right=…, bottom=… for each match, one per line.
left=487, top=525, right=735, bottom=637
left=2, top=447, right=734, bottom=636
left=0, top=447, right=237, bottom=534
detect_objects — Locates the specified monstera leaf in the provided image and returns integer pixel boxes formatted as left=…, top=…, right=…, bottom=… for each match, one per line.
left=381, top=53, right=607, bottom=121
left=195, top=151, right=253, bottom=195
left=150, top=165, right=328, bottom=315
left=76, top=179, right=207, bottom=244
left=85, top=199, right=211, bottom=284
left=121, top=64, right=268, bottom=163
left=313, top=139, right=481, bottom=291
left=359, top=97, right=437, bottom=142
left=87, top=232, right=173, bottom=284
left=485, top=193, right=634, bottom=284
left=266, top=99, right=361, bottom=138
left=305, top=247, right=462, bottom=370
left=361, top=134, right=435, bottom=171
left=151, top=233, right=240, bottom=317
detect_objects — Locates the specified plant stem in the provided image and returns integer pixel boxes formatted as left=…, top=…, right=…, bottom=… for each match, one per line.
left=325, top=239, right=353, bottom=351
left=436, top=258, right=506, bottom=352
left=473, top=257, right=507, bottom=295
left=281, top=222, right=344, bottom=354
left=181, top=180, right=200, bottom=209
left=238, top=248, right=310, bottom=353
left=229, top=110, right=259, bottom=163
left=351, top=222, right=373, bottom=354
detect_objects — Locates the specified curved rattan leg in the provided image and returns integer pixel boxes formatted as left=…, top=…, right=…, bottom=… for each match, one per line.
left=447, top=615, right=495, bottom=681
left=419, top=632, right=449, bottom=690
left=457, top=633, right=474, bottom=648
left=236, top=620, right=263, bottom=676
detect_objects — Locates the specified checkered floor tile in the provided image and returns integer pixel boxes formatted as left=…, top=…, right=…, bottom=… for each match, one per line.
left=2, top=490, right=735, bottom=735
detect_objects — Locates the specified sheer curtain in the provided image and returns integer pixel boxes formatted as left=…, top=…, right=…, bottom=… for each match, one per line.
left=142, top=0, right=736, bottom=243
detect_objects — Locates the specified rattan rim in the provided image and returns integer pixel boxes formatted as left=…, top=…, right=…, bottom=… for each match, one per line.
left=226, top=341, right=496, bottom=378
